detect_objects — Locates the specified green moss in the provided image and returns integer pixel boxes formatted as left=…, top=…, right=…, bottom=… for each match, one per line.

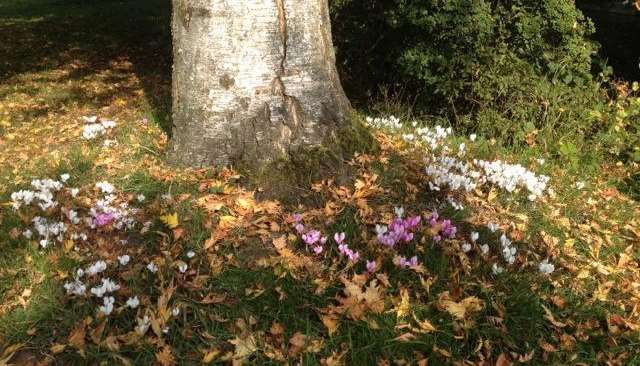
left=241, top=116, right=378, bottom=204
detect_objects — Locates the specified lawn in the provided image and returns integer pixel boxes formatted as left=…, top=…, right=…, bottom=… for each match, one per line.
left=1, top=0, right=639, bottom=365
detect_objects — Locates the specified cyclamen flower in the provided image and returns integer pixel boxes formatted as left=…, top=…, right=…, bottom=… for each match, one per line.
left=487, top=223, right=499, bottom=232
left=334, top=232, right=345, bottom=245
left=172, top=307, right=180, bottom=316
left=376, top=214, right=421, bottom=248
left=538, top=259, right=555, bottom=275
left=64, top=280, right=86, bottom=296
left=470, top=231, right=479, bottom=242
left=492, top=263, right=504, bottom=275
left=398, top=256, right=419, bottom=268
left=99, top=296, right=115, bottom=316
left=91, top=278, right=120, bottom=297
left=96, top=181, right=115, bottom=194
left=147, top=262, right=158, bottom=273
left=118, top=255, right=130, bottom=266
left=126, top=296, right=140, bottom=309
left=366, top=260, right=377, bottom=273
left=94, top=212, right=115, bottom=227
left=295, top=223, right=305, bottom=234
left=178, top=263, right=188, bottom=273
left=480, top=244, right=490, bottom=255
left=136, top=194, right=146, bottom=202
left=186, top=250, right=196, bottom=258
left=60, top=173, right=70, bottom=182
left=302, top=230, right=321, bottom=245
left=394, top=206, right=405, bottom=218
left=86, top=260, right=107, bottom=276
left=292, top=213, right=302, bottom=222
left=461, top=242, right=472, bottom=253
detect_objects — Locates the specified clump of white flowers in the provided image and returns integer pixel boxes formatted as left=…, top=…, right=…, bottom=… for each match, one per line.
left=365, top=115, right=550, bottom=201
left=90, top=278, right=120, bottom=297
left=499, top=234, right=517, bottom=265
left=82, top=116, right=117, bottom=140
left=365, top=116, right=402, bottom=130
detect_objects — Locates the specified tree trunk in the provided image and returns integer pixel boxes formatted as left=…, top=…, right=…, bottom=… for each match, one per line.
left=169, top=0, right=352, bottom=167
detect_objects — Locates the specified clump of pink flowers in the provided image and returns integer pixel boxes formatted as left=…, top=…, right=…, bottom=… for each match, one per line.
left=294, top=214, right=326, bottom=255
left=428, top=211, right=457, bottom=242
left=375, top=208, right=421, bottom=248
left=335, top=232, right=359, bottom=263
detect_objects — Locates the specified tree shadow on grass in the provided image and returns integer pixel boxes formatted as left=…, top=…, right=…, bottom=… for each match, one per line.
left=0, top=0, right=174, bottom=136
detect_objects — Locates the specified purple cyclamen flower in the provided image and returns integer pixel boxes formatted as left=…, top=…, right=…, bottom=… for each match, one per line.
left=295, top=223, right=305, bottom=233
left=334, top=232, right=345, bottom=245
left=398, top=256, right=418, bottom=268
left=366, top=260, right=376, bottom=273
left=293, top=213, right=302, bottom=222
left=302, top=230, right=321, bottom=245
left=95, top=212, right=115, bottom=227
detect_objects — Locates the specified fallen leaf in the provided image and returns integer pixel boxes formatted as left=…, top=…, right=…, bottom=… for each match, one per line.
left=160, top=212, right=179, bottom=229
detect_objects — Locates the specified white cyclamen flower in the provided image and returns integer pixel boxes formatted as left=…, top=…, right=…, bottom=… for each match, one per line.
left=136, top=194, right=146, bottom=202
left=99, top=296, right=115, bottom=316
left=538, top=259, right=555, bottom=275
left=492, top=263, right=504, bottom=275
left=186, top=250, right=196, bottom=259
left=96, top=181, right=115, bottom=194
left=126, top=296, right=140, bottom=309
left=480, top=244, right=490, bottom=255
left=470, top=231, right=479, bottom=242
left=461, top=242, right=472, bottom=253
left=118, top=255, right=130, bottom=266
left=146, top=262, right=158, bottom=273
left=86, top=260, right=107, bottom=276
left=178, top=263, right=188, bottom=273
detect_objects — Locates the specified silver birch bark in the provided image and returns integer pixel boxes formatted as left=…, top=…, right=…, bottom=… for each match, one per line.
left=169, top=0, right=352, bottom=167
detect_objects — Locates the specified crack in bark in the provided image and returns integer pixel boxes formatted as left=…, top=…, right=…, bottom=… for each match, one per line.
left=275, top=0, right=287, bottom=76
left=273, top=0, right=305, bottom=132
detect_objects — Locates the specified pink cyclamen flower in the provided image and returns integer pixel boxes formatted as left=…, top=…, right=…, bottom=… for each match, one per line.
left=302, top=230, right=321, bottom=245
left=293, top=213, right=302, bottom=222
left=312, top=245, right=323, bottom=255
left=295, top=223, right=305, bottom=233
left=366, top=260, right=376, bottom=273
left=334, top=232, right=345, bottom=245
left=95, top=212, right=115, bottom=227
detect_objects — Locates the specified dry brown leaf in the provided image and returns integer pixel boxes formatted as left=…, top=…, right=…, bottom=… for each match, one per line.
left=155, top=345, right=175, bottom=366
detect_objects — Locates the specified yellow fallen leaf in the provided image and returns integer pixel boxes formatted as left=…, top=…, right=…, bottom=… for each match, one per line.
left=50, top=343, right=66, bottom=354
left=202, top=348, right=220, bottom=363
left=394, top=289, right=410, bottom=319
left=160, top=212, right=179, bottom=229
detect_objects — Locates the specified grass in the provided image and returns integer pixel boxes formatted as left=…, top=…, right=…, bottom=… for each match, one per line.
left=1, top=0, right=640, bottom=365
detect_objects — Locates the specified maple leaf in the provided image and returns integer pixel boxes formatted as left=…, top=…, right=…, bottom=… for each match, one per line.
left=393, top=289, right=411, bottom=319
left=229, top=333, right=258, bottom=360
left=437, top=292, right=484, bottom=320
left=160, top=212, right=179, bottom=229
left=155, top=345, right=175, bottom=366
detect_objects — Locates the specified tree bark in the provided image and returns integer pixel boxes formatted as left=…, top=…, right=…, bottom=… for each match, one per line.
left=169, top=0, right=351, bottom=167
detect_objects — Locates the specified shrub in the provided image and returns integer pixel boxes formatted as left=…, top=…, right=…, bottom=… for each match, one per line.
left=329, top=0, right=628, bottom=158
